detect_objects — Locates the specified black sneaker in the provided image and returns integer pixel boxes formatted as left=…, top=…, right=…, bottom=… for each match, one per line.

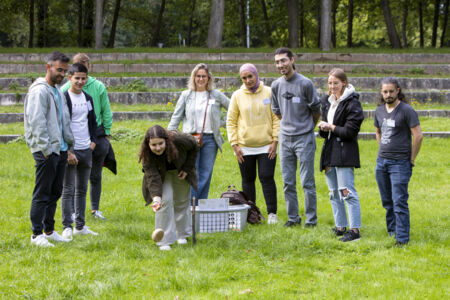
left=305, top=223, right=317, bottom=228
left=284, top=220, right=301, bottom=227
left=395, top=241, right=408, bottom=247
left=339, top=230, right=361, bottom=242
left=332, top=227, right=347, bottom=236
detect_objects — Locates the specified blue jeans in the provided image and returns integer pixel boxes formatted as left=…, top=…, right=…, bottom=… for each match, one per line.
left=325, top=167, right=361, bottom=229
left=375, top=157, right=412, bottom=243
left=191, top=134, right=218, bottom=202
left=279, top=132, right=317, bottom=224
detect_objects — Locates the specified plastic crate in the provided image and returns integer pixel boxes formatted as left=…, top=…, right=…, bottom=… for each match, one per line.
left=192, top=204, right=250, bottom=233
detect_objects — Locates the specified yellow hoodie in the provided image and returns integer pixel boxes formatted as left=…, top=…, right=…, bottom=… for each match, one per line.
left=227, top=82, right=280, bottom=147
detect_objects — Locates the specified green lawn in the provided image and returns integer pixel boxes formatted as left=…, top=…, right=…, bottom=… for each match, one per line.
left=0, top=121, right=448, bottom=298
left=1, top=118, right=449, bottom=136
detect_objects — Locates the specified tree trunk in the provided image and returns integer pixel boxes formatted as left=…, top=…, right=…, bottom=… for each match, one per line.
left=37, top=0, right=48, bottom=47
left=299, top=0, right=304, bottom=47
left=238, top=0, right=246, bottom=47
left=260, top=0, right=273, bottom=47
left=28, top=0, right=34, bottom=48
left=151, top=0, right=166, bottom=46
left=418, top=0, right=424, bottom=47
left=107, top=0, right=121, bottom=48
left=380, top=0, right=402, bottom=48
left=317, top=1, right=321, bottom=48
left=95, top=0, right=103, bottom=49
left=207, top=0, right=225, bottom=48
left=83, top=0, right=94, bottom=47
left=431, top=0, right=440, bottom=47
left=347, top=0, right=353, bottom=47
left=441, top=0, right=449, bottom=47
left=401, top=0, right=408, bottom=47
left=331, top=0, right=337, bottom=47
left=187, top=0, right=196, bottom=46
left=287, top=0, right=299, bottom=48
left=321, top=0, right=331, bottom=50
left=77, top=0, right=82, bottom=47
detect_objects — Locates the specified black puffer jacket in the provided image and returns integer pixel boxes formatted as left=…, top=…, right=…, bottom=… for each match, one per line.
left=319, top=91, right=364, bottom=172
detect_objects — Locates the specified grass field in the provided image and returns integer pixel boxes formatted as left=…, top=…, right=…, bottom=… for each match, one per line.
left=0, top=119, right=449, bottom=298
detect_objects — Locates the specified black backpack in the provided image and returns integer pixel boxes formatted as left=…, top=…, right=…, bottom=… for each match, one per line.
left=221, top=185, right=264, bottom=224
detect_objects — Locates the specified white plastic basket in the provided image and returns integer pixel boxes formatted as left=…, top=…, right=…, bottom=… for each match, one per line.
left=192, top=204, right=250, bottom=233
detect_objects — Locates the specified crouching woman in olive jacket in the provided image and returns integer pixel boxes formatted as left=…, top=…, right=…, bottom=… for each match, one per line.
left=139, top=125, right=199, bottom=250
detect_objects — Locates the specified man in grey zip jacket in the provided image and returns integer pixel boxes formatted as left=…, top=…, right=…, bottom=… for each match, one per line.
left=24, top=51, right=74, bottom=247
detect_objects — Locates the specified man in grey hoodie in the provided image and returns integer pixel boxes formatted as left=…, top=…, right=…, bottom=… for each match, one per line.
left=271, top=47, right=321, bottom=227
left=24, top=51, right=74, bottom=247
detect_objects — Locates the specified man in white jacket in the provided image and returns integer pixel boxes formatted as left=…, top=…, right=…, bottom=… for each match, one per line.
left=24, top=51, right=74, bottom=247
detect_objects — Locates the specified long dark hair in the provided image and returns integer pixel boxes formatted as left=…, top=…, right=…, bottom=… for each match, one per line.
left=138, top=125, right=178, bottom=165
left=378, top=77, right=409, bottom=105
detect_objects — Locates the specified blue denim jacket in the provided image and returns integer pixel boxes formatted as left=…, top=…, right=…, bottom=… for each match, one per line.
left=168, top=89, right=230, bottom=151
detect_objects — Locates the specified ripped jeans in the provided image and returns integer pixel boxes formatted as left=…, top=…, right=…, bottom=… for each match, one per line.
left=324, top=167, right=361, bottom=229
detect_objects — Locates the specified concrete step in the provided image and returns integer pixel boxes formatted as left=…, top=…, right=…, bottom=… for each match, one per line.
left=2, top=90, right=448, bottom=106
left=1, top=110, right=448, bottom=124
left=1, top=63, right=448, bottom=75
left=2, top=76, right=449, bottom=90
left=0, top=52, right=449, bottom=63
left=2, top=131, right=449, bottom=143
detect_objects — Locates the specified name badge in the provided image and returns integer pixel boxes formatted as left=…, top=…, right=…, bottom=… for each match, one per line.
left=292, top=97, right=301, bottom=103
left=87, top=101, right=93, bottom=111
left=263, top=98, right=270, bottom=105
left=387, top=119, right=395, bottom=127
left=209, top=98, right=216, bottom=104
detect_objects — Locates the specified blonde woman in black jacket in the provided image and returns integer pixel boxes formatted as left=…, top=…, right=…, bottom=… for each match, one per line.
left=318, top=68, right=364, bottom=242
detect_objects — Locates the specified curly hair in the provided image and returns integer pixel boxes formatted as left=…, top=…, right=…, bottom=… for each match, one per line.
left=378, top=77, right=409, bottom=105
left=138, top=125, right=178, bottom=165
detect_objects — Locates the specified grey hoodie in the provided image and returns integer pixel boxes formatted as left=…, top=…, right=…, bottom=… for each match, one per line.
left=24, top=77, right=74, bottom=156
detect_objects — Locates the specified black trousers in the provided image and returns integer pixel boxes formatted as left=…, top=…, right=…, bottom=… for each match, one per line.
left=238, top=153, right=277, bottom=214
left=90, top=136, right=109, bottom=211
left=30, top=151, right=67, bottom=235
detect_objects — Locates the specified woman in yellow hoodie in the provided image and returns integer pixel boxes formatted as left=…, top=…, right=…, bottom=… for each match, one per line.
left=227, top=64, right=280, bottom=224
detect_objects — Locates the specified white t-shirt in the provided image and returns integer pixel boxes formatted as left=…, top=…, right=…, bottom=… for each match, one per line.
left=195, top=91, right=213, bottom=134
left=68, top=91, right=91, bottom=150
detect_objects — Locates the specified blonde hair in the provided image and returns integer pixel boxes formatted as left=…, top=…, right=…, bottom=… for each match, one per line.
left=72, top=53, right=91, bottom=68
left=327, top=68, right=348, bottom=96
left=188, top=63, right=215, bottom=91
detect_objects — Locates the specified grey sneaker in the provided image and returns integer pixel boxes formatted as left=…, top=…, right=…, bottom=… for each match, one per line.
left=92, top=210, right=106, bottom=220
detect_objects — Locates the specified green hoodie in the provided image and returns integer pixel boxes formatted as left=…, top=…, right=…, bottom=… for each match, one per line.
left=62, top=76, right=113, bottom=135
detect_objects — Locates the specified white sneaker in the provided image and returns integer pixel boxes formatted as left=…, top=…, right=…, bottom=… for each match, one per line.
left=177, top=238, right=187, bottom=245
left=31, top=234, right=54, bottom=247
left=92, top=210, right=106, bottom=220
left=62, top=227, right=73, bottom=240
left=44, top=231, right=71, bottom=242
left=74, top=226, right=99, bottom=236
left=159, top=245, right=171, bottom=251
left=268, top=213, right=278, bottom=224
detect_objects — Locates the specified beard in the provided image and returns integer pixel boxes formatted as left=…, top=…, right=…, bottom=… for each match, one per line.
left=50, top=73, right=64, bottom=85
left=384, top=96, right=397, bottom=104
